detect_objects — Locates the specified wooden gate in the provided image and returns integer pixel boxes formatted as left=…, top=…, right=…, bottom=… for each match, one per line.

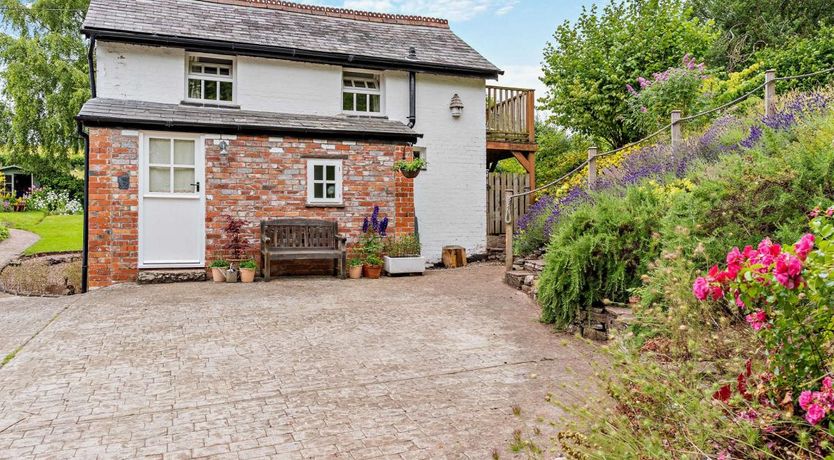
left=487, top=172, right=531, bottom=235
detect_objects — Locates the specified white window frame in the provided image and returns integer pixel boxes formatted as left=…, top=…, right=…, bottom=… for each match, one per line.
left=342, top=69, right=383, bottom=115
left=412, top=146, right=427, bottom=170
left=184, top=53, right=236, bottom=104
left=306, top=159, right=343, bottom=205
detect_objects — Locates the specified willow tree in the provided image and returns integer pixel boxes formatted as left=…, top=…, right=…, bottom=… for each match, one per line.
left=0, top=0, right=90, bottom=192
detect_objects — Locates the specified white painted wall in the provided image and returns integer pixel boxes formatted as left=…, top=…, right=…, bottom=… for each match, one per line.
left=96, top=41, right=488, bottom=260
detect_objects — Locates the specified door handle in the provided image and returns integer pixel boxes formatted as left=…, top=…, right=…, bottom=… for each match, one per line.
left=191, top=181, right=201, bottom=192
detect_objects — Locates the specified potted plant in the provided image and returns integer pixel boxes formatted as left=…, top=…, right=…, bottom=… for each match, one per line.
left=223, top=215, right=249, bottom=266
left=348, top=257, right=364, bottom=279
left=210, top=259, right=229, bottom=283
left=359, top=206, right=388, bottom=279
left=239, top=259, right=257, bottom=283
left=383, top=234, right=425, bottom=275
left=392, top=157, right=427, bottom=179
left=364, top=254, right=384, bottom=279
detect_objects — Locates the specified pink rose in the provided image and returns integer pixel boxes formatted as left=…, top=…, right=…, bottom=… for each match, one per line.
left=745, top=310, right=768, bottom=331
left=793, top=233, right=815, bottom=261
left=805, top=403, right=826, bottom=425
left=693, top=277, right=710, bottom=301
left=733, top=291, right=746, bottom=309
left=827, top=206, right=834, bottom=217
left=774, top=253, right=803, bottom=289
left=799, top=390, right=814, bottom=410
left=823, top=376, right=833, bottom=391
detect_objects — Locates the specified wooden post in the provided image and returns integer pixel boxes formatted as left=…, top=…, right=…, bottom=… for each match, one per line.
left=671, top=110, right=682, bottom=151
left=765, top=69, right=777, bottom=117
left=587, top=146, right=598, bottom=190
left=527, top=89, right=536, bottom=143
left=504, top=190, right=514, bottom=271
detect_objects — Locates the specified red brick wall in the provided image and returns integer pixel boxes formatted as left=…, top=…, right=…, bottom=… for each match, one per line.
left=86, top=129, right=415, bottom=287
left=87, top=128, right=140, bottom=288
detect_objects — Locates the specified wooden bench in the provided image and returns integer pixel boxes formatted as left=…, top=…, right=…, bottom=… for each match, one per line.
left=261, top=219, right=347, bottom=281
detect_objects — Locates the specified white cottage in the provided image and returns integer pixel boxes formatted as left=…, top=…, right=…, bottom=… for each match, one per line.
left=76, top=0, right=537, bottom=289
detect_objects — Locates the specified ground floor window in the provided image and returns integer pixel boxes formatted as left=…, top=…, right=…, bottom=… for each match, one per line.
left=307, top=159, right=342, bottom=205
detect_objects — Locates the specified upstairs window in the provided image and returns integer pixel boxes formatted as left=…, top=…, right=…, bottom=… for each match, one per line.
left=187, top=55, right=234, bottom=103
left=342, top=71, right=381, bottom=114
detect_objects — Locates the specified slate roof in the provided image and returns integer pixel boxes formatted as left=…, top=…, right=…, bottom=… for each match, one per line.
left=82, top=0, right=502, bottom=78
left=77, top=98, right=420, bottom=142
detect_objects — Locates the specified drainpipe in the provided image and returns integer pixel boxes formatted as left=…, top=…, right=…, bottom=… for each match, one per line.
left=407, top=71, right=416, bottom=128
left=77, top=120, right=89, bottom=294
left=78, top=35, right=96, bottom=294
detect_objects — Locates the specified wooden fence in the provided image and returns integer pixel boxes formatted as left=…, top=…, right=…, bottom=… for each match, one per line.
left=487, top=173, right=530, bottom=235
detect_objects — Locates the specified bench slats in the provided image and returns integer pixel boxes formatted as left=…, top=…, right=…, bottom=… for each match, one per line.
left=261, top=219, right=346, bottom=280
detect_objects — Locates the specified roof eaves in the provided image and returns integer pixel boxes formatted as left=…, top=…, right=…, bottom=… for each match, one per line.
left=82, top=27, right=503, bottom=78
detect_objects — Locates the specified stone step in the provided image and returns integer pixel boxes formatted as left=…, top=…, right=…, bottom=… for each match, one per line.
left=137, top=269, right=207, bottom=285
left=523, top=259, right=545, bottom=273
left=504, top=270, right=535, bottom=290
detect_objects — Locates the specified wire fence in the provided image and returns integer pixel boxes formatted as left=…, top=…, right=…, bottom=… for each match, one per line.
left=502, top=65, right=834, bottom=268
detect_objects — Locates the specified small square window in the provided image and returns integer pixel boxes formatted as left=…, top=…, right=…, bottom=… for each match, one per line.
left=186, top=54, right=234, bottom=103
left=307, top=159, right=342, bottom=205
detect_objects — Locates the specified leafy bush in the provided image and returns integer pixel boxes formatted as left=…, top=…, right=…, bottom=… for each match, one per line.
left=626, top=54, right=710, bottom=135
left=0, top=224, right=9, bottom=242
left=537, top=185, right=667, bottom=327
left=24, top=186, right=81, bottom=215
left=757, top=26, right=834, bottom=92
left=383, top=234, right=421, bottom=257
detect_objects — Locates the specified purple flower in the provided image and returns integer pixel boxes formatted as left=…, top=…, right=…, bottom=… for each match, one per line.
left=626, top=84, right=637, bottom=95
left=371, top=205, right=380, bottom=232
left=362, top=217, right=369, bottom=233
left=379, top=217, right=389, bottom=236
left=739, top=125, right=763, bottom=149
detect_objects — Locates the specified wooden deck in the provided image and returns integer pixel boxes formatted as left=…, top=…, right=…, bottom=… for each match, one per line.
left=486, top=85, right=538, bottom=188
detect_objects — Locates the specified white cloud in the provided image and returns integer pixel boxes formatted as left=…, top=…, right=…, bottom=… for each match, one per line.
left=303, top=0, right=518, bottom=22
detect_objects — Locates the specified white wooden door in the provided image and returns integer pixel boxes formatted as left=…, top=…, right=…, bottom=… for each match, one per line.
left=139, top=133, right=205, bottom=268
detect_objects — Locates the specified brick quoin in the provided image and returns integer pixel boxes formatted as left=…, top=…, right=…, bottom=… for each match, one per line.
left=86, top=128, right=415, bottom=288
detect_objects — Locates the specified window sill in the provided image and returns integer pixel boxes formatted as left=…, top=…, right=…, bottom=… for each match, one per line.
left=181, top=100, right=241, bottom=109
left=342, top=112, right=387, bottom=119
left=306, top=202, right=345, bottom=209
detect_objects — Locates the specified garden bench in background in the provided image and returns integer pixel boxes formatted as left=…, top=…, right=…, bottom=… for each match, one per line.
left=260, top=219, right=347, bottom=281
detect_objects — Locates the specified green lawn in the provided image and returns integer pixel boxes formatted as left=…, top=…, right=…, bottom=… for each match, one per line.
left=0, top=211, right=83, bottom=255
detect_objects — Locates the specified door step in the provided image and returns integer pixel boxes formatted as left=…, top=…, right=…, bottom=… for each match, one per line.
left=137, top=269, right=207, bottom=285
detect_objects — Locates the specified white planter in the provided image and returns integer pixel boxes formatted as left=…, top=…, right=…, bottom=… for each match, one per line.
left=384, top=256, right=426, bottom=275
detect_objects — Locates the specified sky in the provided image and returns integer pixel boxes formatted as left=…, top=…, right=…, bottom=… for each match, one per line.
left=297, top=0, right=600, bottom=97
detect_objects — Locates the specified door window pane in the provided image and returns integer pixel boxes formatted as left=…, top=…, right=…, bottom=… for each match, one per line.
left=149, top=167, right=170, bottom=193
left=173, top=168, right=195, bottom=193
left=149, top=139, right=170, bottom=164
left=173, top=140, right=195, bottom=165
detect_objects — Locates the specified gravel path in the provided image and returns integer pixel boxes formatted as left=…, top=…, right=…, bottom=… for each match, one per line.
left=0, top=229, right=39, bottom=269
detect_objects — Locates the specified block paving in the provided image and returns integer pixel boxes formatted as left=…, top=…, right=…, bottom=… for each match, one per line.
left=0, top=264, right=603, bottom=458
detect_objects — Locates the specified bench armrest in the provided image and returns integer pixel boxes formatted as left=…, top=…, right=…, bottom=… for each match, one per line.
left=262, top=235, right=271, bottom=244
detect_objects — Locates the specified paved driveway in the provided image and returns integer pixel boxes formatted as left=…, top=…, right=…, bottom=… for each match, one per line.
left=0, top=264, right=602, bottom=459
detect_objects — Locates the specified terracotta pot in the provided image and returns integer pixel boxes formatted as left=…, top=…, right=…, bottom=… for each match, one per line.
left=349, top=265, right=363, bottom=279
left=211, top=267, right=226, bottom=283
left=240, top=268, right=256, bottom=283
left=363, top=264, right=383, bottom=279
left=401, top=169, right=420, bottom=179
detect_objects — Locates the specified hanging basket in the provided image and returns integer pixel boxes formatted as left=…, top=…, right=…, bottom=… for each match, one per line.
left=400, top=169, right=421, bottom=179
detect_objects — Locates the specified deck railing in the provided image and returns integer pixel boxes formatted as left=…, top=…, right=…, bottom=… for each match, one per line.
left=486, top=86, right=536, bottom=144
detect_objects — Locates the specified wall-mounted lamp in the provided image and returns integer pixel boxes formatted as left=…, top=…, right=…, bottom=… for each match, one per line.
left=218, top=139, right=230, bottom=156
left=449, top=94, right=464, bottom=118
